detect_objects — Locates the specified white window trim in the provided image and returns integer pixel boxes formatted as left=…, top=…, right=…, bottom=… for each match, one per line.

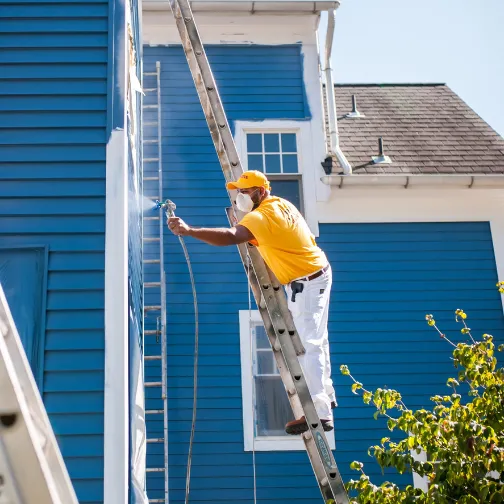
left=410, top=445, right=429, bottom=492
left=239, top=310, right=336, bottom=452
left=234, top=121, right=320, bottom=237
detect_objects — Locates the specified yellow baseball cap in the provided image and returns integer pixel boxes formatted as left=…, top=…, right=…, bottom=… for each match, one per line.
left=226, top=170, right=271, bottom=191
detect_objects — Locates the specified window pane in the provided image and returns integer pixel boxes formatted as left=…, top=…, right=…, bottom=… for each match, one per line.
left=265, top=154, right=281, bottom=173
left=281, top=133, right=297, bottom=152
left=255, top=376, right=292, bottom=436
left=257, top=350, right=274, bottom=375
left=282, top=154, right=299, bottom=173
left=248, top=154, right=263, bottom=171
left=270, top=179, right=301, bottom=213
left=255, top=325, right=269, bottom=349
left=264, top=133, right=280, bottom=153
left=247, top=133, right=262, bottom=153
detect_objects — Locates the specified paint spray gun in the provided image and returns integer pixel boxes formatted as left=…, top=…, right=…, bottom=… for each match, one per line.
left=155, top=199, right=177, bottom=220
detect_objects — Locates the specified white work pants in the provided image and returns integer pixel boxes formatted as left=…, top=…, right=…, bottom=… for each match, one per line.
left=285, top=266, right=335, bottom=421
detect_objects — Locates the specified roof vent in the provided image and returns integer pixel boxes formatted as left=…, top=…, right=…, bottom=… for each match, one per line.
left=372, top=137, right=392, bottom=164
left=345, top=95, right=365, bottom=118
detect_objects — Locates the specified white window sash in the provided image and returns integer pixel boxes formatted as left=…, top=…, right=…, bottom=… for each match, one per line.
left=245, top=130, right=300, bottom=175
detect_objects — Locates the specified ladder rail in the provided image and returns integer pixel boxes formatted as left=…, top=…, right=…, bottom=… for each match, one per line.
left=168, top=0, right=242, bottom=184
left=142, top=61, right=169, bottom=504
left=165, top=0, right=350, bottom=500
left=156, top=60, right=170, bottom=504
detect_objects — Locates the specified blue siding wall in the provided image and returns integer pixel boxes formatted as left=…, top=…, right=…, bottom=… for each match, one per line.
left=0, top=1, right=108, bottom=502
left=142, top=44, right=310, bottom=504
left=318, top=222, right=504, bottom=487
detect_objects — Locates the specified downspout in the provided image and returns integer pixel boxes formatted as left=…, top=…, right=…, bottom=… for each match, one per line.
left=324, top=6, right=352, bottom=175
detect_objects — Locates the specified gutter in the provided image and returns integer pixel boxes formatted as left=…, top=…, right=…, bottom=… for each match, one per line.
left=321, top=174, right=504, bottom=189
left=324, top=5, right=352, bottom=175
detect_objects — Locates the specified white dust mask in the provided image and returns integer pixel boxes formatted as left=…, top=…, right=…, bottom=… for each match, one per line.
left=236, top=191, right=256, bottom=213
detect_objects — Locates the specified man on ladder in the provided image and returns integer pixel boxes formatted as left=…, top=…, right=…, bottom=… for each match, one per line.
left=167, top=169, right=337, bottom=435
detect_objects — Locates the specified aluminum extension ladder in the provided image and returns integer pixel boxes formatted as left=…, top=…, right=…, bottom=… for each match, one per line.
left=0, top=285, right=79, bottom=504
left=142, top=61, right=170, bottom=504
left=165, top=1, right=350, bottom=502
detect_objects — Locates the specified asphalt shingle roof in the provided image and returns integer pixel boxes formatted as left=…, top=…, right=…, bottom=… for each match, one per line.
left=326, top=84, right=504, bottom=175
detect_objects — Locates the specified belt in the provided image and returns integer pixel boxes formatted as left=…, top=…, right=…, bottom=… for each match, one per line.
left=293, top=264, right=330, bottom=283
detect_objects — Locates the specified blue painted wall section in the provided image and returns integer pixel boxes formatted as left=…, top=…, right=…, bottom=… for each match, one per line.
left=141, top=44, right=310, bottom=503
left=317, top=221, right=504, bottom=488
left=0, top=1, right=109, bottom=502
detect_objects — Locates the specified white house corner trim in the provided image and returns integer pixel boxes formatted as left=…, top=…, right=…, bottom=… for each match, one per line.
left=104, top=128, right=129, bottom=504
left=299, top=43, right=331, bottom=206
left=238, top=310, right=336, bottom=452
left=490, top=217, right=504, bottom=314
left=233, top=120, right=320, bottom=237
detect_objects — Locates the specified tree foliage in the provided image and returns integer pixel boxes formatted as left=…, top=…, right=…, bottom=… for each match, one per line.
left=340, top=282, right=504, bottom=503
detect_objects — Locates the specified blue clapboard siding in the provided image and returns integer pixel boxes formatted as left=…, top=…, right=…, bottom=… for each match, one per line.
left=0, top=0, right=108, bottom=501
left=318, top=222, right=504, bottom=487
left=142, top=44, right=312, bottom=504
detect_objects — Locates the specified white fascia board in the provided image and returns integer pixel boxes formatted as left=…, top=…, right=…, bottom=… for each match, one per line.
left=143, top=11, right=319, bottom=45
left=321, top=174, right=504, bottom=189
left=143, top=1, right=338, bottom=13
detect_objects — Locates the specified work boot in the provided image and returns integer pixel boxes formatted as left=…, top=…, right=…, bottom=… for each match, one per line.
left=285, top=416, right=333, bottom=435
left=331, top=401, right=337, bottom=409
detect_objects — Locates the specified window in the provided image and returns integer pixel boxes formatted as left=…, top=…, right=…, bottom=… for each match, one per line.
left=253, top=323, right=292, bottom=437
left=245, top=131, right=304, bottom=215
left=246, top=133, right=299, bottom=174
left=240, top=310, right=335, bottom=451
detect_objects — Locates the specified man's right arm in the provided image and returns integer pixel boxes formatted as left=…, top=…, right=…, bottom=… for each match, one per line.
left=188, top=225, right=254, bottom=246
left=168, top=216, right=255, bottom=246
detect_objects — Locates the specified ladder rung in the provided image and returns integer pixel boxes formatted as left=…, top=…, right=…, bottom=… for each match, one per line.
left=146, top=468, right=164, bottom=473
left=143, top=237, right=160, bottom=242
left=144, top=305, right=161, bottom=311
left=144, top=282, right=161, bottom=288
left=144, top=88, right=157, bottom=92
left=143, top=158, right=160, bottom=162
left=143, top=72, right=157, bottom=76
left=144, top=330, right=160, bottom=336
left=146, top=409, right=164, bottom=414
left=143, top=104, right=159, bottom=109
left=143, top=139, right=159, bottom=144
left=144, top=259, right=161, bottom=264
left=144, top=355, right=162, bottom=361
left=144, top=121, right=159, bottom=126
left=149, top=499, right=165, bottom=503
left=143, top=216, right=160, bottom=221
left=145, top=381, right=162, bottom=387
left=147, top=438, right=164, bottom=443
left=144, top=177, right=159, bottom=181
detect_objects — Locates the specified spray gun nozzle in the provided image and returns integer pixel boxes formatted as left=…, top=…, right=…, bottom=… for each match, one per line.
left=155, top=199, right=176, bottom=217
left=155, top=199, right=167, bottom=209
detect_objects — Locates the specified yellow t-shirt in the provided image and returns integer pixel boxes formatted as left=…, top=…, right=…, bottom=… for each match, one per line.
left=238, top=196, right=328, bottom=285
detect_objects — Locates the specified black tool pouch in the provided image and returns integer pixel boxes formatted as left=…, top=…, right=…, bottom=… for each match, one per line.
left=290, top=281, right=304, bottom=302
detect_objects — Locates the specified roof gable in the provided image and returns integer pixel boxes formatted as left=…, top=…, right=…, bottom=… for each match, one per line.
left=327, top=84, right=504, bottom=175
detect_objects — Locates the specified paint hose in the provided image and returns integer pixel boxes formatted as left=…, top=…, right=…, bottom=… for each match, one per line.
left=156, top=199, right=199, bottom=504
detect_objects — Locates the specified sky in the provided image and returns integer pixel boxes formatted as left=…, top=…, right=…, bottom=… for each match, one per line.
left=317, top=0, right=504, bottom=137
